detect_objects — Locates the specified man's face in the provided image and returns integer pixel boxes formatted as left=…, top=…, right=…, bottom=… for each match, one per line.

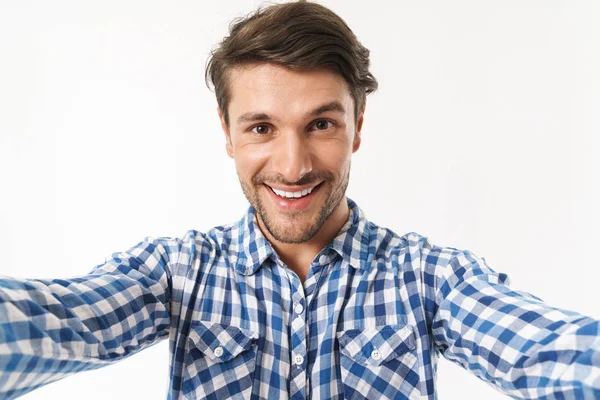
left=220, top=63, right=363, bottom=244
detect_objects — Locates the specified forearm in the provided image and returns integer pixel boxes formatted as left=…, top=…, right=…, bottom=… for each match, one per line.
left=430, top=250, right=600, bottom=398
left=433, top=274, right=600, bottom=398
left=0, top=236, right=175, bottom=399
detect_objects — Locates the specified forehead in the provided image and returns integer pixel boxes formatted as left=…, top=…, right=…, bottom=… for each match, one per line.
left=227, top=63, right=353, bottom=121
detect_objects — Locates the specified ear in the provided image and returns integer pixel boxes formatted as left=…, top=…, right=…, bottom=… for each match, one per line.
left=352, top=104, right=365, bottom=153
left=218, top=107, right=234, bottom=158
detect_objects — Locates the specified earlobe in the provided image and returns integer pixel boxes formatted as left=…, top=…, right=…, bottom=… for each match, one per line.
left=352, top=134, right=361, bottom=153
left=218, top=107, right=235, bottom=159
left=353, top=106, right=365, bottom=153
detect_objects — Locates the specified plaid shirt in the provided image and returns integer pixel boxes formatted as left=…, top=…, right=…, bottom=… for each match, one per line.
left=1, top=198, right=599, bottom=399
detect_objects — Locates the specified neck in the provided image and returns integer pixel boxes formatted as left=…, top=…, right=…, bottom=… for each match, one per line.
left=258, top=198, right=350, bottom=282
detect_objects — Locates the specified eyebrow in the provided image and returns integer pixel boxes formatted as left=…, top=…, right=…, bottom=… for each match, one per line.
left=235, top=101, right=346, bottom=126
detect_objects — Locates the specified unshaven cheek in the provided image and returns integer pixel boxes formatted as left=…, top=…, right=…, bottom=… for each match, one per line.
left=233, top=142, right=273, bottom=183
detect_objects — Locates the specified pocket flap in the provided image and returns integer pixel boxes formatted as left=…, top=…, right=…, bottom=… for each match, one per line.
left=337, top=324, right=415, bottom=366
left=188, top=320, right=258, bottom=363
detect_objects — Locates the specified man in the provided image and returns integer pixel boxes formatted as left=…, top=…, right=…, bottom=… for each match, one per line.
left=0, top=1, right=598, bottom=399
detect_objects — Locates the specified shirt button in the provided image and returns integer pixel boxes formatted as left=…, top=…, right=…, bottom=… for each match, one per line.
left=294, top=303, right=304, bottom=314
left=294, top=354, right=304, bottom=366
left=371, top=349, right=381, bottom=361
left=318, top=254, right=328, bottom=264
left=214, top=346, right=224, bottom=357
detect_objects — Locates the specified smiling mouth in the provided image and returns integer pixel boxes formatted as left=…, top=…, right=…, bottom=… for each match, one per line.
left=266, top=182, right=322, bottom=199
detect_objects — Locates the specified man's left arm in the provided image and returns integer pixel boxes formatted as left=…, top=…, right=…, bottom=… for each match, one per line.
left=428, top=247, right=600, bottom=398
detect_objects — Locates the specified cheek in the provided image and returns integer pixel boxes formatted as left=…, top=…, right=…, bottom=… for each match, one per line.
left=313, top=140, right=353, bottom=172
left=233, top=143, right=271, bottom=177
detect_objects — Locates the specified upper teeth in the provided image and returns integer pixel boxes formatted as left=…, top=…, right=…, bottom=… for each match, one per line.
left=271, top=185, right=317, bottom=198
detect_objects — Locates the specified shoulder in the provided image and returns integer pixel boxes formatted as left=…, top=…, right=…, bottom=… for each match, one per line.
left=364, top=220, right=460, bottom=266
left=364, top=221, right=486, bottom=280
left=173, top=221, right=239, bottom=258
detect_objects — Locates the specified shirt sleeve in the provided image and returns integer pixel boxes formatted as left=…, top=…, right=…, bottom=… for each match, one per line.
left=429, top=247, right=600, bottom=398
left=0, top=235, right=180, bottom=399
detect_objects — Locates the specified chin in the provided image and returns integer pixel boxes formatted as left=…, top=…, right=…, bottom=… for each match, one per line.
left=269, top=227, right=318, bottom=244
left=242, top=178, right=340, bottom=243
left=262, top=209, right=320, bottom=243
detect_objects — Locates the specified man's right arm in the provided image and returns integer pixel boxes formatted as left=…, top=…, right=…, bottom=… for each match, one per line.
left=0, top=235, right=180, bottom=399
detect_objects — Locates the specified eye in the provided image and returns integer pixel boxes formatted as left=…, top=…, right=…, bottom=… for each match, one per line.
left=250, top=124, right=272, bottom=135
left=310, top=119, right=335, bottom=131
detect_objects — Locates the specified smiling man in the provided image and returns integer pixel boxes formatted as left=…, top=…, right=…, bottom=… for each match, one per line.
left=222, top=63, right=362, bottom=281
left=1, top=1, right=599, bottom=400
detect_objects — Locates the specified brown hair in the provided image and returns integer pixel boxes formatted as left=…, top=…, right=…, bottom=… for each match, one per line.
left=205, top=0, right=378, bottom=127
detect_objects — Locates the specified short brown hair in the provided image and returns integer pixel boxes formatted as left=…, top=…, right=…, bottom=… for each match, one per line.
left=205, top=0, right=378, bottom=127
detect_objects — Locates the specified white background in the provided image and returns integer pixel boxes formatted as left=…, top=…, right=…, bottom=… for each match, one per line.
left=0, top=0, right=598, bottom=399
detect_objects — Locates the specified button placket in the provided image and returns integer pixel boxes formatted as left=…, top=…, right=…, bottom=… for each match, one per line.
left=294, top=302, right=304, bottom=315
left=286, top=269, right=308, bottom=399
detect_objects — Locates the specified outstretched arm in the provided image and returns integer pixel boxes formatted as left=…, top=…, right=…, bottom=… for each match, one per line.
left=0, top=235, right=180, bottom=399
left=427, top=247, right=600, bottom=399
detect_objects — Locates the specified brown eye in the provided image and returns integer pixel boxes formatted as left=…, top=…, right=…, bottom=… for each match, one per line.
left=251, top=125, right=271, bottom=134
left=312, top=119, right=333, bottom=131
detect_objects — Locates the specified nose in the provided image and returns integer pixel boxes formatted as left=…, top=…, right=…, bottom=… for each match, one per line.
left=271, top=131, right=313, bottom=183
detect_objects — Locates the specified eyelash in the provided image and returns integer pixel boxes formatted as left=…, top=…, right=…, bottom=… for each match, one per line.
left=249, top=119, right=336, bottom=135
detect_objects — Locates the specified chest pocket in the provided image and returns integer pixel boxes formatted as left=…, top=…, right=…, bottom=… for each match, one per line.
left=183, top=320, right=259, bottom=400
left=337, top=324, right=421, bottom=399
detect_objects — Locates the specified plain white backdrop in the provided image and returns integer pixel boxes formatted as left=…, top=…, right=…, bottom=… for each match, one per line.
left=0, top=0, right=598, bottom=398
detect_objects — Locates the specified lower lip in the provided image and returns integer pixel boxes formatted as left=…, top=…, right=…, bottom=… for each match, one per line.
left=265, top=184, right=321, bottom=211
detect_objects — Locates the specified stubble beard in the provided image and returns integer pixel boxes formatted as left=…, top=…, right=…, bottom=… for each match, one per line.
left=239, top=163, right=351, bottom=244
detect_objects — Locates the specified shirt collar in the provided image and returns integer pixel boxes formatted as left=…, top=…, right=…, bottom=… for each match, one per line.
left=327, top=198, right=371, bottom=271
left=233, top=206, right=276, bottom=276
left=234, top=197, right=371, bottom=276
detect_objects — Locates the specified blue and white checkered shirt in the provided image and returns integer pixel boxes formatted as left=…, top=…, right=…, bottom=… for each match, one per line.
left=1, top=198, right=599, bottom=399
